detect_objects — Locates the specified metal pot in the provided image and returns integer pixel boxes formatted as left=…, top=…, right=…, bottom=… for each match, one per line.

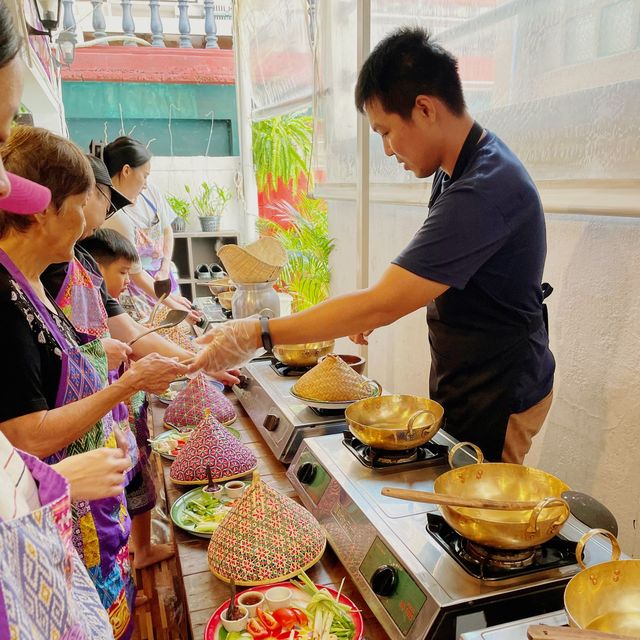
left=564, top=529, right=640, bottom=636
left=231, top=281, right=280, bottom=319
left=345, top=394, right=444, bottom=451
left=272, top=341, right=335, bottom=367
left=433, top=442, right=570, bottom=549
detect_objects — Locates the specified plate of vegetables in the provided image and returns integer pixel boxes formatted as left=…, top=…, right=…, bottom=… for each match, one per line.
left=171, top=487, right=238, bottom=538
left=204, top=572, right=363, bottom=640
left=149, top=430, right=192, bottom=460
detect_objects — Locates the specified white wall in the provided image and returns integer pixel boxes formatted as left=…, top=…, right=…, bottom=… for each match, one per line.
left=150, top=155, right=247, bottom=241
left=327, top=200, right=640, bottom=554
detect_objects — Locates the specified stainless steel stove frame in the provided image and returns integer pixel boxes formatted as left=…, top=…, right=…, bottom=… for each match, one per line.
left=287, top=433, right=619, bottom=640
left=232, top=361, right=349, bottom=463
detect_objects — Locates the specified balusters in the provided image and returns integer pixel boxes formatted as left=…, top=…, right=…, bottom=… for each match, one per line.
left=90, top=0, right=107, bottom=41
left=177, top=0, right=193, bottom=48
left=121, top=0, right=136, bottom=45
left=204, top=0, right=219, bottom=48
left=61, top=0, right=77, bottom=36
left=149, top=0, right=165, bottom=47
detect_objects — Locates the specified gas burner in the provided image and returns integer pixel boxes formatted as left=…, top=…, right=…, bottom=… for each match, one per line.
left=427, top=512, right=578, bottom=581
left=270, top=361, right=312, bottom=377
left=310, top=406, right=345, bottom=417
left=459, top=539, right=536, bottom=570
left=342, top=432, right=447, bottom=469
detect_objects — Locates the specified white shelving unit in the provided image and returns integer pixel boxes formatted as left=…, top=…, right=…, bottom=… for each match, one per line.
left=172, top=230, right=240, bottom=301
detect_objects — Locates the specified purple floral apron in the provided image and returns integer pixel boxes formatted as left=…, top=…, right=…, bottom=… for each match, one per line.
left=54, top=255, right=140, bottom=479
left=0, top=249, right=134, bottom=639
left=0, top=450, right=113, bottom=640
left=125, top=193, right=179, bottom=306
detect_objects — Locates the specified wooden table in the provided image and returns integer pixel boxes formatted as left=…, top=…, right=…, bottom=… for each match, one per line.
left=150, top=393, right=388, bottom=640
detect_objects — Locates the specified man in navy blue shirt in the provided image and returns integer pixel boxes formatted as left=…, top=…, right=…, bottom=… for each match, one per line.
left=193, top=27, right=555, bottom=463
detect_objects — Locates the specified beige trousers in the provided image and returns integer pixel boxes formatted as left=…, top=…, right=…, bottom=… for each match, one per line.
left=501, top=390, right=553, bottom=464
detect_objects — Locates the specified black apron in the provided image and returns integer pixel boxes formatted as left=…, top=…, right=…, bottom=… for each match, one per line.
left=427, top=122, right=552, bottom=461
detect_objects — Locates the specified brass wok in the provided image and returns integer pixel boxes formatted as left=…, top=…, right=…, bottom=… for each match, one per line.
left=433, top=442, right=570, bottom=549
left=345, top=394, right=443, bottom=450
left=564, top=529, right=640, bottom=637
left=272, top=341, right=335, bottom=367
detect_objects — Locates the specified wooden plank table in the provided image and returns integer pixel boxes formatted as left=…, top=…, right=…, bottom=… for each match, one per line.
left=150, top=392, right=388, bottom=640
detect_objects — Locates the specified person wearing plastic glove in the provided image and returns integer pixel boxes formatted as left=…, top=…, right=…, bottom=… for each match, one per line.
left=191, top=27, right=555, bottom=466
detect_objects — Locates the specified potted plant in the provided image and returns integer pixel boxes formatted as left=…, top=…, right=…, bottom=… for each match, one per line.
left=166, top=194, right=191, bottom=232
left=185, top=182, right=232, bottom=232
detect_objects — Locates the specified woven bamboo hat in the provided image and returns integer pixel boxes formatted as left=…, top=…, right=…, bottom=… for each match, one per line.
left=292, top=354, right=373, bottom=402
left=207, top=472, right=326, bottom=585
left=164, top=373, right=237, bottom=430
left=170, top=413, right=257, bottom=485
left=218, top=236, right=287, bottom=284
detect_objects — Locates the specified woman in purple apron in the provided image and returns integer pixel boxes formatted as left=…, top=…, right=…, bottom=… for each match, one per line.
left=0, top=127, right=186, bottom=638
left=0, top=440, right=114, bottom=640
left=101, top=137, right=196, bottom=318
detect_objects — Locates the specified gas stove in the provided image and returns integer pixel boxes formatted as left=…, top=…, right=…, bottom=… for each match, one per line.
left=287, top=433, right=620, bottom=640
left=232, top=360, right=350, bottom=462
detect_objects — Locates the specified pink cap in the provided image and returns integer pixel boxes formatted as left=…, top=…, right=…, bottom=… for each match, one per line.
left=0, top=172, right=52, bottom=214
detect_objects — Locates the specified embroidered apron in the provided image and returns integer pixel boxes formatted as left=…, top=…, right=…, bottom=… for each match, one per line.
left=0, top=450, right=113, bottom=640
left=126, top=193, right=179, bottom=309
left=426, top=122, right=553, bottom=462
left=0, top=249, right=134, bottom=639
left=54, top=254, right=140, bottom=479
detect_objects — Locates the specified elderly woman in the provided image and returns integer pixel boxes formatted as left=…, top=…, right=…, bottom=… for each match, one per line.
left=0, top=125, right=186, bottom=638
left=101, top=136, right=198, bottom=320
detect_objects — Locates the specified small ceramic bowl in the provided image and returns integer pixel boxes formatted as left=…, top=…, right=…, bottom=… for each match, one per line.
left=203, top=485, right=224, bottom=500
left=237, top=591, right=265, bottom=618
left=224, top=480, right=246, bottom=499
left=220, top=605, right=248, bottom=632
left=265, top=586, right=292, bottom=611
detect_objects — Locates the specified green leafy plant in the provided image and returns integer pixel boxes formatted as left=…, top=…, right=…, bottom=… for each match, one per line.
left=184, top=182, right=232, bottom=218
left=257, top=195, right=334, bottom=312
left=252, top=113, right=313, bottom=197
left=166, top=194, right=191, bottom=223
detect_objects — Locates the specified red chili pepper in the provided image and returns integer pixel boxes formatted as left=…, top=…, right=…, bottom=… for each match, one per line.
left=247, top=618, right=269, bottom=639
left=256, top=608, right=280, bottom=633
left=290, top=607, right=308, bottom=627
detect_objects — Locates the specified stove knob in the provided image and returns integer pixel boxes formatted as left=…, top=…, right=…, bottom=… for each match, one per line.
left=235, top=374, right=249, bottom=389
left=263, top=414, right=280, bottom=432
left=296, top=462, right=317, bottom=485
left=371, top=565, right=398, bottom=597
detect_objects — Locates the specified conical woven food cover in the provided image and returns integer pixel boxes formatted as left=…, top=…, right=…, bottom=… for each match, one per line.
left=292, top=354, right=373, bottom=401
left=170, top=413, right=257, bottom=485
left=218, top=236, right=287, bottom=284
left=208, top=473, right=326, bottom=585
left=164, top=373, right=237, bottom=429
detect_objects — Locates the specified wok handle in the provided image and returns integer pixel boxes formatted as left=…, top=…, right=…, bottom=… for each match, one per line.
left=575, top=528, right=621, bottom=569
left=448, top=441, right=484, bottom=469
left=406, top=409, right=436, bottom=437
left=381, top=487, right=541, bottom=510
left=527, top=625, right=630, bottom=639
left=526, top=497, right=570, bottom=535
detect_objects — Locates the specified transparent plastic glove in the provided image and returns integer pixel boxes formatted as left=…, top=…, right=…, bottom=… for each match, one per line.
left=189, top=318, right=261, bottom=375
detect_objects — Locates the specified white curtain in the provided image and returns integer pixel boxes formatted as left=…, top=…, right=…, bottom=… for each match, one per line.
left=234, top=0, right=314, bottom=121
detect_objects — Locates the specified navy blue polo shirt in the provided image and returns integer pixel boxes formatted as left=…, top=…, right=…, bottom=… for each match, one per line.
left=393, top=130, right=554, bottom=412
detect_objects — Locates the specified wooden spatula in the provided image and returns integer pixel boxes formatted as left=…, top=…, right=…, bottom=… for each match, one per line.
left=381, top=487, right=542, bottom=510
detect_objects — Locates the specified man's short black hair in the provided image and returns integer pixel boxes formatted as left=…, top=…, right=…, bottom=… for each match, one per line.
left=355, top=27, right=466, bottom=119
left=80, top=229, right=139, bottom=266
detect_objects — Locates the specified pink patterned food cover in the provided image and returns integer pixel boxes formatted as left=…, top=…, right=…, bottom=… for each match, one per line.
left=170, top=413, right=257, bottom=485
left=164, top=373, right=237, bottom=429
left=207, top=474, right=326, bottom=585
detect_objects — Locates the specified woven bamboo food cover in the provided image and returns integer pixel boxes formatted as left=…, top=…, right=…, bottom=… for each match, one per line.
left=292, top=353, right=373, bottom=402
left=207, top=473, right=326, bottom=585
left=164, top=373, right=237, bottom=429
left=170, top=413, right=257, bottom=485
left=218, top=236, right=287, bottom=283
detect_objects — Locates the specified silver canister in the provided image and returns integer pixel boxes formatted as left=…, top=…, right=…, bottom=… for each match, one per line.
left=231, top=282, right=281, bottom=319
